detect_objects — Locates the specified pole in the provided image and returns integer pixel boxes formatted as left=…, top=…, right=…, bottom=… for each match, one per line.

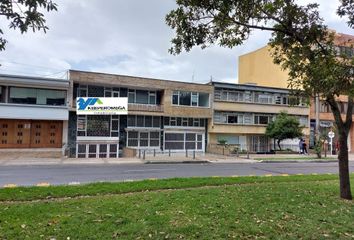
left=330, top=138, right=333, bottom=156
left=315, top=95, right=320, bottom=143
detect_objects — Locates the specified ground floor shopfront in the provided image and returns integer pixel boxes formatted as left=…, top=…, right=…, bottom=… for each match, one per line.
left=68, top=113, right=208, bottom=158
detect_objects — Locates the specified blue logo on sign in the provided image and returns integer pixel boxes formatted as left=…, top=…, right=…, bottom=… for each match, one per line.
left=77, top=98, right=102, bottom=110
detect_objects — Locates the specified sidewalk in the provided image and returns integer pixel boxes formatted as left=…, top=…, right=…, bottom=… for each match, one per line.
left=1, top=153, right=353, bottom=166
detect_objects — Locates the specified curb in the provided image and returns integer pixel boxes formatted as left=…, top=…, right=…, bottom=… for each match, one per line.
left=259, top=160, right=338, bottom=163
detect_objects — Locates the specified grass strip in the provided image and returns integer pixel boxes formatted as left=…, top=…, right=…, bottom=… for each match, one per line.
left=0, top=174, right=349, bottom=202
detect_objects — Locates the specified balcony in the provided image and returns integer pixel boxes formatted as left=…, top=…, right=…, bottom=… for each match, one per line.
left=128, top=103, right=164, bottom=112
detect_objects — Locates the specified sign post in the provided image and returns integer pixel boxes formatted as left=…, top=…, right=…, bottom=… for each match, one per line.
left=328, top=131, right=335, bottom=155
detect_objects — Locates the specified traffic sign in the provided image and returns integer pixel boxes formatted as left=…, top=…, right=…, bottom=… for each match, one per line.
left=328, top=131, right=335, bottom=139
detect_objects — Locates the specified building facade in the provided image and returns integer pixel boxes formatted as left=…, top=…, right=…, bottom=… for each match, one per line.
left=238, top=32, right=354, bottom=151
left=208, top=82, right=310, bottom=153
left=0, top=74, right=69, bottom=157
left=67, top=70, right=213, bottom=158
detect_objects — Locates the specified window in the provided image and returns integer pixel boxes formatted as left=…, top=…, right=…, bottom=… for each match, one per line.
left=191, top=92, right=198, bottom=106
left=227, top=115, right=238, bottom=124
left=127, top=115, right=161, bottom=128
left=136, top=90, right=149, bottom=104
left=179, top=91, right=191, bottom=105
left=254, top=115, right=271, bottom=125
left=164, top=117, right=206, bottom=127
left=172, top=91, right=209, bottom=107
left=9, top=87, right=66, bottom=106
left=78, top=85, right=88, bottom=97
left=128, top=89, right=136, bottom=103
left=0, top=86, right=4, bottom=103
left=127, top=131, right=160, bottom=148
left=149, top=91, right=156, bottom=105
left=164, top=132, right=203, bottom=150
left=128, top=89, right=157, bottom=104
left=78, top=115, right=120, bottom=137
left=172, top=91, right=179, bottom=105
left=87, top=115, right=110, bottom=136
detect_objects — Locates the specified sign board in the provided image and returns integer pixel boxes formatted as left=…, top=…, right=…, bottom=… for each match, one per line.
left=328, top=131, right=335, bottom=139
left=76, top=97, right=128, bottom=115
left=320, top=121, right=333, bottom=128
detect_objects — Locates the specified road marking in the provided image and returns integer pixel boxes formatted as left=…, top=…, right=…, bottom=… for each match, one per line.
left=68, top=181, right=81, bottom=186
left=124, top=168, right=175, bottom=173
left=3, top=184, right=17, bottom=188
left=36, top=182, right=50, bottom=187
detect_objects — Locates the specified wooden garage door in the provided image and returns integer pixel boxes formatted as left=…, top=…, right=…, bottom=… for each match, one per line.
left=0, top=120, right=63, bottom=148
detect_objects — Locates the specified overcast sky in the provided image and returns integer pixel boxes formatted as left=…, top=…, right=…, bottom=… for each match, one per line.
left=0, top=0, right=353, bottom=83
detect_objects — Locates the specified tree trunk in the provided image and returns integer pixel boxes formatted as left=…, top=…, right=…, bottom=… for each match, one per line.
left=327, top=96, right=353, bottom=200
left=338, top=133, right=352, bottom=200
left=277, top=139, right=282, bottom=151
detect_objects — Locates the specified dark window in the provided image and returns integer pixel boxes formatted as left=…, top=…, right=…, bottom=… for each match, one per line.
left=179, top=91, right=191, bottom=106
left=9, top=87, right=65, bottom=106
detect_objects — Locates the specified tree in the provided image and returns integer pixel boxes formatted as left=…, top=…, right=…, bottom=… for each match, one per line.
left=265, top=111, right=303, bottom=151
left=166, top=0, right=354, bottom=199
left=0, top=0, right=57, bottom=51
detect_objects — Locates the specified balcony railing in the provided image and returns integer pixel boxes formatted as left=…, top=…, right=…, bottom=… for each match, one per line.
left=128, top=103, right=164, bottom=112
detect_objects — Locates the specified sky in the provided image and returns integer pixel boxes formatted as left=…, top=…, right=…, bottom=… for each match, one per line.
left=0, top=0, right=352, bottom=84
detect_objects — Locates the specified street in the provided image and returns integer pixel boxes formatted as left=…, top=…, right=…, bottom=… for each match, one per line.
left=1, top=161, right=353, bottom=187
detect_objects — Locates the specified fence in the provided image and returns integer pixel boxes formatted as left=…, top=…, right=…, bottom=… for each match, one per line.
left=136, top=148, right=205, bottom=160
left=207, top=143, right=302, bottom=156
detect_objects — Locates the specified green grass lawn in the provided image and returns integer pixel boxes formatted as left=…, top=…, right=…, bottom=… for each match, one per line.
left=1, top=175, right=353, bottom=239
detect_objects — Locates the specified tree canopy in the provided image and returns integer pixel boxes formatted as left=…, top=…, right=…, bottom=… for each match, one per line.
left=0, top=0, right=57, bottom=51
left=265, top=111, right=303, bottom=150
left=166, top=0, right=353, bottom=199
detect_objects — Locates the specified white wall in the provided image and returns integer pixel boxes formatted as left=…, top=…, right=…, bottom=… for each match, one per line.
left=0, top=104, right=68, bottom=120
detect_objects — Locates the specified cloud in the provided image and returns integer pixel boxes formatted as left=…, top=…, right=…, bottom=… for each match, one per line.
left=0, top=0, right=352, bottom=83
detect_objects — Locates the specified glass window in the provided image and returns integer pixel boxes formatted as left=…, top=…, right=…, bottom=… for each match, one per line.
left=128, top=89, right=135, bottom=103
left=88, top=85, right=104, bottom=97
left=228, top=115, right=237, bottom=124
left=172, top=91, right=179, bottom=105
left=145, top=116, right=152, bottom=127
left=77, top=116, right=86, bottom=131
left=9, top=87, right=66, bottom=106
left=179, top=91, right=191, bottom=106
left=191, top=93, right=198, bottom=106
left=198, top=92, right=209, bottom=107
left=78, top=85, right=88, bottom=97
left=136, top=90, right=149, bottom=104
left=137, top=116, right=144, bottom=127
left=153, top=116, right=161, bottom=128
left=128, top=115, right=136, bottom=127
left=87, top=115, right=110, bottom=136
left=149, top=91, right=156, bottom=105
